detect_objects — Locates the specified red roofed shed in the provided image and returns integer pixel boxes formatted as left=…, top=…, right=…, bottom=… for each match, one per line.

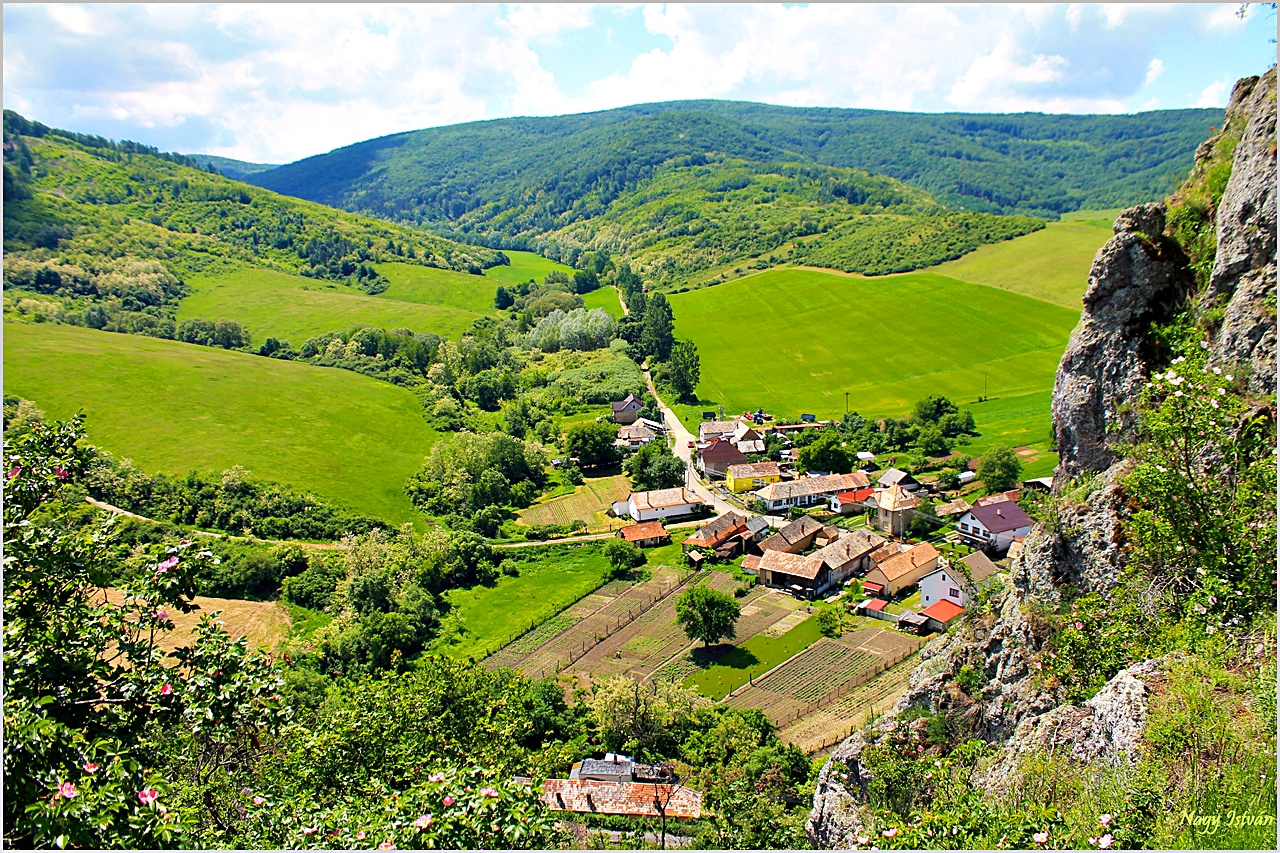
left=920, top=599, right=966, bottom=632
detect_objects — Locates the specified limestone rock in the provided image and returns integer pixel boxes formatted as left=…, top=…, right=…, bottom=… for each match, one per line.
left=1203, top=69, right=1277, bottom=396
left=1051, top=207, right=1191, bottom=486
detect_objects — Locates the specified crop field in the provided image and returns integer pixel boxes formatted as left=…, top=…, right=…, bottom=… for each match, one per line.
left=928, top=219, right=1113, bottom=308
left=482, top=249, right=576, bottom=286
left=670, top=268, right=1080, bottom=459
left=490, top=565, right=693, bottom=679
left=683, top=610, right=825, bottom=700
left=722, top=628, right=923, bottom=726
left=5, top=323, right=437, bottom=523
left=105, top=589, right=291, bottom=656
left=179, top=266, right=490, bottom=346
left=517, top=473, right=632, bottom=531
left=777, top=654, right=919, bottom=753
left=437, top=544, right=613, bottom=661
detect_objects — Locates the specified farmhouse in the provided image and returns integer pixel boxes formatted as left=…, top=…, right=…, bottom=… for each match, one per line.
left=874, top=484, right=919, bottom=537
left=698, top=419, right=740, bottom=442
left=809, top=529, right=887, bottom=586
left=829, top=487, right=876, bottom=514
left=862, top=541, right=940, bottom=598
left=756, top=550, right=829, bottom=599
left=611, top=394, right=643, bottom=425
left=617, top=521, right=669, bottom=548
left=919, top=550, right=1000, bottom=609
left=956, top=502, right=1034, bottom=552
left=683, top=511, right=766, bottom=557
left=877, top=468, right=920, bottom=491
left=725, top=461, right=782, bottom=493
left=697, top=439, right=749, bottom=479
left=753, top=471, right=871, bottom=512
left=542, top=755, right=701, bottom=819
left=732, top=423, right=766, bottom=454
left=758, top=515, right=829, bottom=554
left=613, top=488, right=707, bottom=522
left=616, top=423, right=658, bottom=449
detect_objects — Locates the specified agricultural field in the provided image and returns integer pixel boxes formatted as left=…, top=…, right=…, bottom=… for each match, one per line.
left=517, top=473, right=632, bottom=531
left=105, top=588, right=291, bottom=656
left=681, top=609, right=826, bottom=700
left=433, top=543, right=614, bottom=662
left=777, top=653, right=919, bottom=753
left=671, top=268, right=1080, bottom=461
left=722, top=626, right=923, bottom=727
left=928, top=218, right=1114, bottom=308
left=178, top=265, right=494, bottom=347
left=4, top=323, right=436, bottom=523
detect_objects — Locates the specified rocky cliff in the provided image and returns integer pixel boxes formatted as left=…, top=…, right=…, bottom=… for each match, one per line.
left=807, top=69, right=1276, bottom=848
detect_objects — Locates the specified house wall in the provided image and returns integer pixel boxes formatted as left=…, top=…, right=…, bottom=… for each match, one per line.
left=920, top=569, right=969, bottom=609
left=613, top=408, right=640, bottom=425
left=864, top=554, right=939, bottom=596
left=623, top=499, right=705, bottom=522
left=726, top=472, right=780, bottom=493
left=876, top=506, right=914, bottom=537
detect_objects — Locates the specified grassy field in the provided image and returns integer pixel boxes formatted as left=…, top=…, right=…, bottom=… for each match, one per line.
left=433, top=544, right=611, bottom=661
left=106, top=589, right=291, bottom=654
left=684, top=611, right=824, bottom=700
left=582, top=286, right=625, bottom=318
left=670, top=268, right=1080, bottom=459
left=953, top=390, right=1059, bottom=478
left=482, top=249, right=576, bottom=285
left=517, top=473, right=632, bottom=530
left=179, top=265, right=490, bottom=346
left=5, top=323, right=436, bottom=523
left=928, top=219, right=1113, bottom=308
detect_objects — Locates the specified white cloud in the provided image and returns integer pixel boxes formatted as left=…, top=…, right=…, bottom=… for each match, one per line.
left=1205, top=3, right=1247, bottom=30
left=1197, top=78, right=1232, bottom=107
left=1145, top=58, right=1165, bottom=86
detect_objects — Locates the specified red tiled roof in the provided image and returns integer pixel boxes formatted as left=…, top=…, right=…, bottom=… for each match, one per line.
left=832, top=487, right=875, bottom=504
left=742, top=554, right=762, bottom=571
left=620, top=521, right=668, bottom=543
left=863, top=581, right=885, bottom=593
left=920, top=599, right=965, bottom=624
left=541, top=779, right=703, bottom=819
left=861, top=597, right=888, bottom=612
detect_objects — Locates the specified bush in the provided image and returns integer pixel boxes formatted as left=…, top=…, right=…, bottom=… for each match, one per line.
left=602, top=538, right=646, bottom=579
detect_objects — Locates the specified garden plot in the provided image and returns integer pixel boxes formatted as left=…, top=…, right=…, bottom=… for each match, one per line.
left=518, top=474, right=632, bottom=531
left=778, top=656, right=918, bottom=753
left=494, top=565, right=692, bottom=679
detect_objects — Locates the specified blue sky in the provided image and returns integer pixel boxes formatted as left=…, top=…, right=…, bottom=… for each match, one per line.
left=3, top=3, right=1274, bottom=164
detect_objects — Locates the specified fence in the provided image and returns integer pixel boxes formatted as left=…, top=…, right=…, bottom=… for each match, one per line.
left=518, top=568, right=707, bottom=680
left=767, top=642, right=921, bottom=729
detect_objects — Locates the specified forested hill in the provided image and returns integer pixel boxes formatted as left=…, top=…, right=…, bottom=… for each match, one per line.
left=249, top=99, right=1221, bottom=231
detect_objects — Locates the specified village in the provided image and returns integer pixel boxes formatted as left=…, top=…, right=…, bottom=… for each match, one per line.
left=523, top=393, right=1048, bottom=832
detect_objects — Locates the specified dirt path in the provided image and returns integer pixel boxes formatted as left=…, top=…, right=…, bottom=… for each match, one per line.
left=84, top=497, right=349, bottom=550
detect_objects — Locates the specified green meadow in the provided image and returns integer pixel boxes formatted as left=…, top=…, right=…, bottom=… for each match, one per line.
left=482, top=249, right=577, bottom=285
left=929, top=219, right=1114, bottom=308
left=178, top=265, right=492, bottom=347
left=685, top=612, right=825, bottom=700
left=581, top=286, right=625, bottom=317
left=4, top=323, right=436, bottom=523
left=670, top=268, right=1081, bottom=456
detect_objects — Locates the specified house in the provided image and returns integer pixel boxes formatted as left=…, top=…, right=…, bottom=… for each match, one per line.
left=862, top=541, right=940, bottom=597
left=955, top=502, right=1034, bottom=552
left=698, top=420, right=740, bottom=443
left=877, top=468, right=920, bottom=491
left=618, top=521, right=669, bottom=548
left=935, top=497, right=972, bottom=518
left=919, top=550, right=1000, bottom=609
left=753, top=471, right=871, bottom=512
left=725, top=461, right=782, bottom=493
left=637, top=417, right=667, bottom=434
left=829, top=487, right=875, bottom=515
left=808, top=529, right=887, bottom=586
left=757, top=515, right=826, bottom=554
left=1022, top=476, right=1055, bottom=492
left=543, top=756, right=701, bottom=819
left=874, top=485, right=920, bottom=537
left=974, top=489, right=1022, bottom=508
left=756, top=550, right=829, bottom=599
left=611, top=394, right=643, bottom=425
left=919, top=599, right=966, bottom=633
left=732, top=423, right=766, bottom=454
left=697, top=439, right=749, bottom=479
left=616, top=423, right=658, bottom=449
left=684, top=512, right=747, bottom=552
left=613, top=488, right=707, bottom=522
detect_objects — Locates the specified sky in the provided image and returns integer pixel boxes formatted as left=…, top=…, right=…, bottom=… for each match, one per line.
left=3, top=3, right=1275, bottom=165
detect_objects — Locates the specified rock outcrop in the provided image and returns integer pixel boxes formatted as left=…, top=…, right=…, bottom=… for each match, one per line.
left=1203, top=69, right=1277, bottom=395
left=1050, top=204, right=1191, bottom=486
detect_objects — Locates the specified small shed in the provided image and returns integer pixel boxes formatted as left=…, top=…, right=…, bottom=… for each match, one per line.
left=897, top=610, right=931, bottom=635
left=618, top=521, right=669, bottom=548
left=920, top=599, right=966, bottom=632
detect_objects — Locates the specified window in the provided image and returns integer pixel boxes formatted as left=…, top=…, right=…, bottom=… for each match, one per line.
left=949, top=588, right=961, bottom=598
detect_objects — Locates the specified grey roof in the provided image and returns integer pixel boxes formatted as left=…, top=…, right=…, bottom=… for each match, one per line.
left=579, top=758, right=632, bottom=776
left=745, top=516, right=770, bottom=534
left=960, top=551, right=1001, bottom=585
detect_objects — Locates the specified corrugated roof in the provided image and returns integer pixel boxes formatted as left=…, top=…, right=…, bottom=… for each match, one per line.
left=965, top=502, right=1033, bottom=534
left=876, top=542, right=940, bottom=582
left=620, top=521, right=668, bottom=543
left=541, top=779, right=703, bottom=819
left=960, top=551, right=1000, bottom=585
left=920, top=599, right=965, bottom=623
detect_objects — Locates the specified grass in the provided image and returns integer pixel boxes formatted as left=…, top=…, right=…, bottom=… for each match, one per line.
left=517, top=473, right=632, bottom=530
left=4, top=323, right=437, bottom=524
left=670, top=267, right=1080, bottom=459
left=684, top=610, right=825, bottom=700
left=928, top=219, right=1114, bottom=308
left=107, top=588, right=291, bottom=654
left=581, top=286, right=625, bottom=318
left=179, top=265, right=490, bottom=346
left=952, top=390, right=1060, bottom=478
left=482, top=249, right=576, bottom=285
left=433, top=544, right=611, bottom=661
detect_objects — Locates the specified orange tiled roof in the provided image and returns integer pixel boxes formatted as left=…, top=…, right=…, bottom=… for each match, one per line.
left=620, top=521, right=668, bottom=543
left=541, top=779, right=703, bottom=819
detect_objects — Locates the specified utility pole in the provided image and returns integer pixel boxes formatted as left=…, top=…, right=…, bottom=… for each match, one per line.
left=983, top=372, right=988, bottom=401
left=844, top=391, right=849, bottom=418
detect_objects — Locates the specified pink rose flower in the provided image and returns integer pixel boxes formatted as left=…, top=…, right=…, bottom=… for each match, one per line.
left=138, top=788, right=159, bottom=806
left=7, top=466, right=20, bottom=480
left=443, top=795, right=455, bottom=807
left=53, top=466, right=69, bottom=480
left=156, top=556, right=180, bottom=574
left=59, top=782, right=77, bottom=799
left=155, top=610, right=168, bottom=620
left=1075, top=621, right=1084, bottom=630
left=479, top=787, right=499, bottom=798
left=252, top=796, right=265, bottom=806
left=1099, top=813, right=1112, bottom=827
left=1034, top=831, right=1048, bottom=844
left=83, top=762, right=99, bottom=774
left=882, top=826, right=898, bottom=838
left=428, top=772, right=446, bottom=783
left=160, top=683, right=173, bottom=696
left=378, top=842, right=397, bottom=850
left=302, top=826, right=318, bottom=836
left=414, top=814, right=433, bottom=829
left=356, top=831, right=366, bottom=840
left=1098, top=833, right=1113, bottom=849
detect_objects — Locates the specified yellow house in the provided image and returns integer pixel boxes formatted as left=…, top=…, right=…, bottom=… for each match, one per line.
left=724, top=461, right=782, bottom=493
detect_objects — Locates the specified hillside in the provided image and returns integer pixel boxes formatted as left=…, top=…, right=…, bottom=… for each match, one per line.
left=250, top=99, right=1220, bottom=235
left=186, top=153, right=280, bottom=181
